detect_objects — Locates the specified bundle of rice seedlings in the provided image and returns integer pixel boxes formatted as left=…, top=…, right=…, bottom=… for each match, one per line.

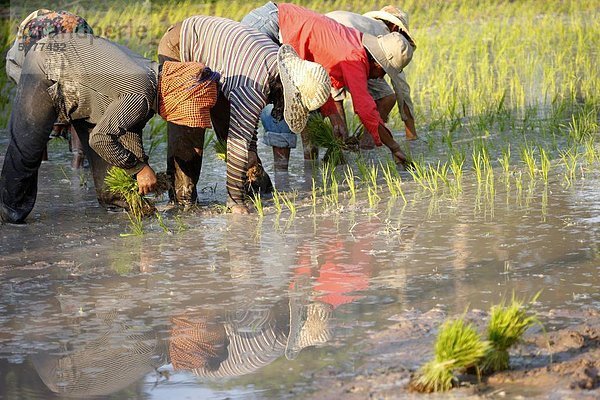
left=305, top=113, right=346, bottom=166
left=481, top=292, right=541, bottom=374
left=104, top=167, right=156, bottom=217
left=411, top=317, right=491, bottom=393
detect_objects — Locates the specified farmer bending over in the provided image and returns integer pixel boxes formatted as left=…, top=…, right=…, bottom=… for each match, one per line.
left=327, top=6, right=418, bottom=148
left=241, top=2, right=415, bottom=171
left=0, top=33, right=217, bottom=224
left=157, top=17, right=331, bottom=213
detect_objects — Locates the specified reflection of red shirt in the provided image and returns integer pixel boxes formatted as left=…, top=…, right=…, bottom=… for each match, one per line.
left=294, top=242, right=370, bottom=309
left=278, top=3, right=384, bottom=145
left=313, top=262, right=369, bottom=309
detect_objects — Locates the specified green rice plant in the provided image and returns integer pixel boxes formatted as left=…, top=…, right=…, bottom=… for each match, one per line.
left=305, top=113, right=345, bottom=166
left=329, top=172, right=340, bottom=207
left=249, top=193, right=264, bottom=217
left=433, top=161, right=450, bottom=189
left=560, top=147, right=579, bottom=186
left=281, top=190, right=298, bottom=216
left=481, top=292, right=541, bottom=374
left=583, top=138, right=598, bottom=165
left=355, top=156, right=371, bottom=187
left=520, top=144, right=537, bottom=180
left=539, top=147, right=551, bottom=184
left=567, top=109, right=599, bottom=143
left=411, top=317, right=491, bottom=393
left=514, top=170, right=523, bottom=205
left=472, top=149, right=485, bottom=185
left=272, top=189, right=283, bottom=214
left=344, top=165, right=357, bottom=204
left=449, top=152, right=465, bottom=198
left=407, top=158, right=429, bottom=190
left=366, top=164, right=379, bottom=192
left=499, top=145, right=511, bottom=176
left=380, top=161, right=399, bottom=198
left=367, top=187, right=380, bottom=209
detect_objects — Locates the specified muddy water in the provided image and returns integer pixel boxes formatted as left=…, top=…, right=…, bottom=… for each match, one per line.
left=0, top=130, right=599, bottom=399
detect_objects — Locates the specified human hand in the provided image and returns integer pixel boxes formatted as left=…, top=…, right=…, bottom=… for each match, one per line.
left=136, top=165, right=157, bottom=195
left=329, top=113, right=349, bottom=140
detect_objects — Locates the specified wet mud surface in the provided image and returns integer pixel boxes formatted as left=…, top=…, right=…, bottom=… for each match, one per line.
left=1, top=132, right=599, bottom=399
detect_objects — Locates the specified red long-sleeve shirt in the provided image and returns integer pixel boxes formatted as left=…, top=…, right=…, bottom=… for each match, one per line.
left=278, top=3, right=384, bottom=145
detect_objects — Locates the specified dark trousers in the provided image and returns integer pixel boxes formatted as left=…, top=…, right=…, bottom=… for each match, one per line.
left=0, top=60, right=56, bottom=223
left=0, top=65, right=122, bottom=223
left=166, top=122, right=205, bottom=205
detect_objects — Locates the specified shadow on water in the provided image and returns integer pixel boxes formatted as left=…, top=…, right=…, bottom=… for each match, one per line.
left=1, top=123, right=599, bottom=399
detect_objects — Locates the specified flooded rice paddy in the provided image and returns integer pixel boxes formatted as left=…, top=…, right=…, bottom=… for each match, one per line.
left=0, top=128, right=599, bottom=399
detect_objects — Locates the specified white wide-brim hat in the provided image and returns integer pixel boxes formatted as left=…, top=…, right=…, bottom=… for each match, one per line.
left=278, top=44, right=331, bottom=134
left=363, top=5, right=416, bottom=48
left=362, top=32, right=414, bottom=89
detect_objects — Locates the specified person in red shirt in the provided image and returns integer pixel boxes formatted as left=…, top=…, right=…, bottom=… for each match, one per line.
left=241, top=2, right=415, bottom=170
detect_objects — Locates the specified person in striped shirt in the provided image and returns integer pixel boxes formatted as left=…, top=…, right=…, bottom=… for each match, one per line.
left=157, top=16, right=331, bottom=214
left=0, top=33, right=217, bottom=224
left=241, top=2, right=415, bottom=171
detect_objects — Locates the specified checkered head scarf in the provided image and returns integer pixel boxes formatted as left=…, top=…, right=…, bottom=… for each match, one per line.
left=158, top=61, right=219, bottom=128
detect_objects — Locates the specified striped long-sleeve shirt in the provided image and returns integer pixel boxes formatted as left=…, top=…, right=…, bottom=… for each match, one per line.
left=179, top=16, right=279, bottom=204
left=32, top=33, right=157, bottom=174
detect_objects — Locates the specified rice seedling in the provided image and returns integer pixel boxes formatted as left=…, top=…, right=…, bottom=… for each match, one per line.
left=355, top=156, right=371, bottom=187
left=520, top=144, right=537, bottom=180
left=560, top=147, right=579, bottom=186
left=514, top=171, right=523, bottom=205
left=567, top=108, right=599, bottom=143
left=472, top=149, right=485, bottom=185
left=249, top=193, right=264, bottom=217
left=499, top=145, right=511, bottom=176
left=344, top=165, right=357, bottom=203
left=449, top=151, right=465, bottom=198
left=583, top=138, right=598, bottom=165
left=380, top=161, right=400, bottom=198
left=367, top=187, right=380, bottom=209
left=329, top=172, right=340, bottom=208
left=411, top=317, right=491, bottom=393
left=281, top=190, right=298, bottom=216
left=366, top=164, right=379, bottom=193
left=539, top=147, right=551, bottom=184
left=272, top=189, right=283, bottom=215
left=481, top=292, right=541, bottom=374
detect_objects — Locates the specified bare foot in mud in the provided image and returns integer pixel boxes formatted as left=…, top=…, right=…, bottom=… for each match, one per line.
left=406, top=133, right=418, bottom=141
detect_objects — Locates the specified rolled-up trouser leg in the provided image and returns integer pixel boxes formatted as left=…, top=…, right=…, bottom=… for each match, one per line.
left=166, top=122, right=205, bottom=205
left=72, top=120, right=128, bottom=209
left=0, top=55, right=56, bottom=223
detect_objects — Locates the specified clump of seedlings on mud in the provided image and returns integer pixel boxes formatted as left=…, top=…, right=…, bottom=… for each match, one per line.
left=410, top=316, right=491, bottom=393
left=411, top=294, right=542, bottom=393
left=481, top=292, right=541, bottom=374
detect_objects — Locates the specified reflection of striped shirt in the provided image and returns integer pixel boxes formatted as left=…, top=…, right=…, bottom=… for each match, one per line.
left=32, top=34, right=157, bottom=174
left=180, top=16, right=279, bottom=203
